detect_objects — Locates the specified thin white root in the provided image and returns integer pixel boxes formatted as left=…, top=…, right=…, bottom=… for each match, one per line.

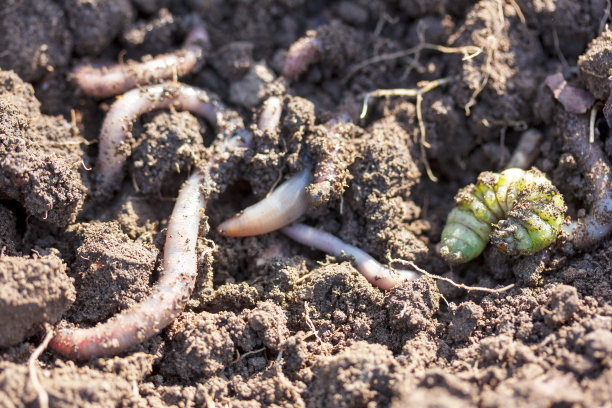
left=29, top=328, right=54, bottom=408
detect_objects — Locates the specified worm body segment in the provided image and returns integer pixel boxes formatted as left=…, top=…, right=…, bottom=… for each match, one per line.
left=440, top=168, right=566, bottom=263
left=282, top=223, right=418, bottom=290
left=50, top=171, right=205, bottom=360
left=217, top=169, right=312, bottom=237
left=74, top=24, right=209, bottom=99
left=96, top=82, right=241, bottom=196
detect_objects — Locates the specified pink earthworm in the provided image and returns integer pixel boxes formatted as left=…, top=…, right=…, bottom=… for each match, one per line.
left=50, top=170, right=205, bottom=360
left=96, top=82, right=244, bottom=196
left=282, top=35, right=323, bottom=79
left=506, top=129, right=542, bottom=169
left=257, top=96, right=283, bottom=132
left=218, top=110, right=349, bottom=236
left=73, top=23, right=209, bottom=99
left=217, top=168, right=312, bottom=236
left=281, top=223, right=419, bottom=290
left=50, top=126, right=254, bottom=360
left=559, top=112, right=612, bottom=250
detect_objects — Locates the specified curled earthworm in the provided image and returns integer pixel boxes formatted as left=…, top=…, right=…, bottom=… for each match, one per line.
left=558, top=112, right=612, bottom=251
left=282, top=35, right=323, bottom=79
left=96, top=81, right=244, bottom=196
left=282, top=223, right=418, bottom=290
left=217, top=169, right=312, bottom=237
left=50, top=170, right=205, bottom=360
left=50, top=127, right=254, bottom=360
left=74, top=23, right=209, bottom=99
left=440, top=168, right=566, bottom=264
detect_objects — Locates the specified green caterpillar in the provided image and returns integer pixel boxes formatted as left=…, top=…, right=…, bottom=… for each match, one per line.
left=440, top=168, right=566, bottom=263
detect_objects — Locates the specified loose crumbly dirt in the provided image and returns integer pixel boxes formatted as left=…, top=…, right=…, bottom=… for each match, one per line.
left=0, top=1, right=611, bottom=407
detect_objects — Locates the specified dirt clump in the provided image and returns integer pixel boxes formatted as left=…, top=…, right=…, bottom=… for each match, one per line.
left=62, top=0, right=135, bottom=57
left=0, top=0, right=72, bottom=82
left=0, top=254, right=75, bottom=348
left=63, top=221, right=157, bottom=324
left=307, top=342, right=399, bottom=408
left=579, top=27, right=612, bottom=100
left=0, top=69, right=86, bottom=227
left=130, top=110, right=205, bottom=196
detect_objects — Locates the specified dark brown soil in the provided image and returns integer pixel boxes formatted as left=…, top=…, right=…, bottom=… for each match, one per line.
left=1, top=1, right=611, bottom=407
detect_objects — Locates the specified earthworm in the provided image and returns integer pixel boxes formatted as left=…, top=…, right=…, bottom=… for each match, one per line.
left=74, top=23, right=209, bottom=99
left=218, top=107, right=349, bottom=236
left=217, top=96, right=313, bottom=236
left=282, top=35, right=323, bottom=79
left=440, top=168, right=566, bottom=263
left=50, top=170, right=205, bottom=360
left=506, top=129, right=543, bottom=169
left=96, top=82, right=244, bottom=196
left=281, top=223, right=418, bottom=290
left=217, top=168, right=312, bottom=237
left=558, top=112, right=612, bottom=250
left=308, top=116, right=350, bottom=206
left=257, top=96, right=283, bottom=132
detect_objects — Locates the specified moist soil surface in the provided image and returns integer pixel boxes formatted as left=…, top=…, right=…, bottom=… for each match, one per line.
left=1, top=1, right=612, bottom=407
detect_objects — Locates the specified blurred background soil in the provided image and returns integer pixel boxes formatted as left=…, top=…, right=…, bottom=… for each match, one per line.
left=0, top=0, right=611, bottom=407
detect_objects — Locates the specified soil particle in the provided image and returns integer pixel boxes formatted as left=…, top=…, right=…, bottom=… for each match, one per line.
left=211, top=41, right=255, bottom=81
left=287, top=263, right=386, bottom=344
left=160, top=311, right=236, bottom=380
left=578, top=27, right=612, bottom=100
left=392, top=370, right=476, bottom=408
left=348, top=115, right=427, bottom=261
left=162, top=301, right=288, bottom=381
left=307, top=342, right=399, bottom=408
left=121, top=8, right=178, bottom=54
left=449, top=301, right=484, bottom=342
left=0, top=205, right=19, bottom=256
left=63, top=221, right=157, bottom=324
left=399, top=0, right=476, bottom=18
left=516, top=0, right=604, bottom=60
left=449, top=0, right=545, bottom=139
left=512, top=251, right=547, bottom=286
left=0, top=70, right=86, bottom=227
left=0, top=0, right=72, bottom=82
left=0, top=361, right=142, bottom=407
left=480, top=371, right=584, bottom=408
left=542, top=284, right=580, bottom=327
left=62, top=0, right=135, bottom=57
left=305, top=121, right=357, bottom=210
left=229, top=63, right=277, bottom=108
left=293, top=20, right=367, bottom=81
left=384, top=277, right=440, bottom=334
left=580, top=329, right=612, bottom=364
left=130, top=110, right=204, bottom=196
left=0, top=254, right=75, bottom=348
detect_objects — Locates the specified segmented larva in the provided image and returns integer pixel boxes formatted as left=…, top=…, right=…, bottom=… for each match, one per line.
left=440, top=168, right=566, bottom=263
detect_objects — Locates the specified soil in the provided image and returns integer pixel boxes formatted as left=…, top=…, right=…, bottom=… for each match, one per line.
left=0, top=1, right=611, bottom=407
